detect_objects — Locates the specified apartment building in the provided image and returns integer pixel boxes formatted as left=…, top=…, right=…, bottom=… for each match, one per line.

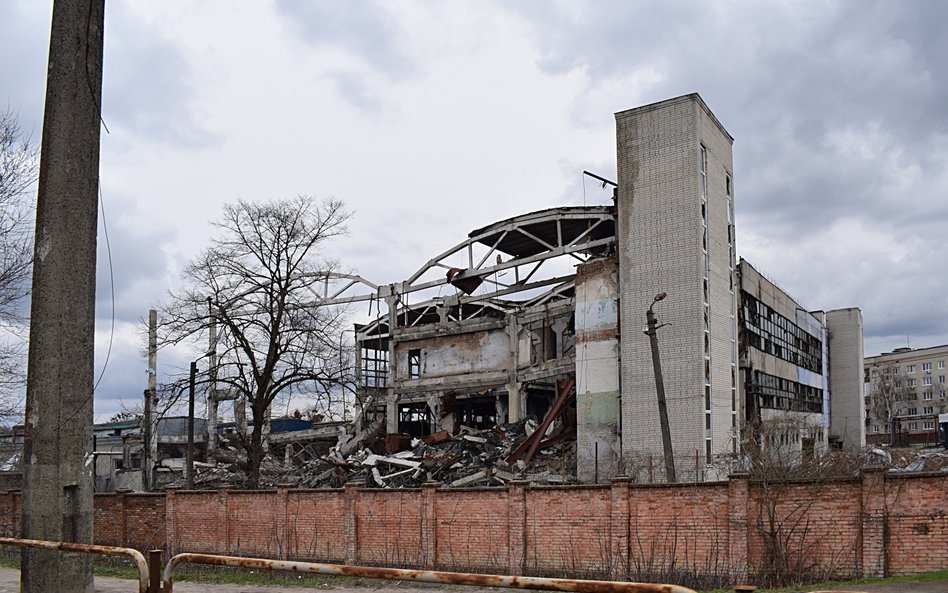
left=865, top=344, right=948, bottom=446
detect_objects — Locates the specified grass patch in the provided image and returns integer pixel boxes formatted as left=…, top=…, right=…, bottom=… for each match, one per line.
left=702, top=569, right=948, bottom=593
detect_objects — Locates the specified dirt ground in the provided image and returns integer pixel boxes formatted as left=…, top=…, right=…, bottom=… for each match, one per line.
left=0, top=566, right=944, bottom=593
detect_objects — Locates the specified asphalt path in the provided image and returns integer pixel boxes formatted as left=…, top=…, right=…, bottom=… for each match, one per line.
left=0, top=566, right=945, bottom=593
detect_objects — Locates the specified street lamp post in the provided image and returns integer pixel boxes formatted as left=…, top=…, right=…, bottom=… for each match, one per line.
left=645, top=292, right=676, bottom=483
left=186, top=348, right=214, bottom=490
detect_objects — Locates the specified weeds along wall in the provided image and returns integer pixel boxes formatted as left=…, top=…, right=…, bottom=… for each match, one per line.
left=0, top=471, right=944, bottom=585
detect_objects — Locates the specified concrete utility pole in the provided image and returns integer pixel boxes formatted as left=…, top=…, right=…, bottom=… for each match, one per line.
left=645, top=292, right=676, bottom=483
left=206, top=298, right=218, bottom=458
left=21, top=1, right=105, bottom=592
left=143, top=309, right=159, bottom=490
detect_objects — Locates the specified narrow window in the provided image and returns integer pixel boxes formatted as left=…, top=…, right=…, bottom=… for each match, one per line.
left=408, top=349, right=422, bottom=379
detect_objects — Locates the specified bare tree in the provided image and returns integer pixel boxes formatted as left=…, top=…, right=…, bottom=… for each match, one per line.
left=0, top=109, right=39, bottom=420
left=866, top=362, right=910, bottom=445
left=738, top=417, right=862, bottom=587
left=160, top=196, right=353, bottom=488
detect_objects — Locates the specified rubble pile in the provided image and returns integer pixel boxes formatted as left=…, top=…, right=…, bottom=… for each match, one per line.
left=284, top=420, right=578, bottom=489
left=166, top=419, right=579, bottom=490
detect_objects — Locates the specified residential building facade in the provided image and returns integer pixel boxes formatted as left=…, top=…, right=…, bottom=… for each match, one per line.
left=865, top=344, right=948, bottom=447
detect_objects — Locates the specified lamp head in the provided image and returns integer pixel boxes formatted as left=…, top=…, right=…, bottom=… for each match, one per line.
left=653, top=292, right=667, bottom=303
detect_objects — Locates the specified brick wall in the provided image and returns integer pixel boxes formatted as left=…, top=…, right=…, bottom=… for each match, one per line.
left=0, top=490, right=19, bottom=538
left=885, top=474, right=948, bottom=575
left=0, top=471, right=943, bottom=582
left=93, top=493, right=165, bottom=550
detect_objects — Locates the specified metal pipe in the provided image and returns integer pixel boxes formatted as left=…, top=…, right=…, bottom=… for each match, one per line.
left=0, top=536, right=149, bottom=593
left=164, top=553, right=696, bottom=593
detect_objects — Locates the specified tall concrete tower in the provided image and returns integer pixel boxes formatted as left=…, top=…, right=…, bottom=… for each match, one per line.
left=616, top=94, right=738, bottom=481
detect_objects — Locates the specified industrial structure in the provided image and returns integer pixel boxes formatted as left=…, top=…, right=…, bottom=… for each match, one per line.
left=347, top=93, right=866, bottom=483
left=32, top=94, right=867, bottom=491
left=737, top=260, right=865, bottom=455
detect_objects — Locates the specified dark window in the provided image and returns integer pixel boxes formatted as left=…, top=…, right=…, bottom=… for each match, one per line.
left=746, top=370, right=823, bottom=414
left=408, top=349, right=422, bottom=379
left=739, top=291, right=823, bottom=373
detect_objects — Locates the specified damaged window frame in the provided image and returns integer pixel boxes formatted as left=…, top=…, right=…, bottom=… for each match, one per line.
left=408, top=348, right=423, bottom=379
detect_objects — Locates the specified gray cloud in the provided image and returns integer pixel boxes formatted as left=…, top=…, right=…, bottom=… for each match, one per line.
left=95, top=196, right=177, bottom=324
left=274, top=1, right=416, bottom=78
left=0, top=3, right=49, bottom=132
left=102, top=4, right=218, bottom=148
left=274, top=0, right=419, bottom=112
left=506, top=0, right=948, bottom=353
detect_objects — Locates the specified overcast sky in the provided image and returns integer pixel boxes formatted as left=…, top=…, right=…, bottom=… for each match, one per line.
left=2, top=1, right=946, bottom=422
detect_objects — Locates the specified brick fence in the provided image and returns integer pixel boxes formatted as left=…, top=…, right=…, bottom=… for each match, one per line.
left=0, top=470, right=944, bottom=582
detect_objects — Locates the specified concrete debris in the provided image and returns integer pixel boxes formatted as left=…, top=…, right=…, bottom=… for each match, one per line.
left=166, top=419, right=578, bottom=490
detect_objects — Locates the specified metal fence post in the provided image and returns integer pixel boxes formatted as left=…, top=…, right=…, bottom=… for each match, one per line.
left=148, top=549, right=162, bottom=593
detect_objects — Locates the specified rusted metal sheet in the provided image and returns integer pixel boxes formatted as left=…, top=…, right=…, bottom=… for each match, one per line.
left=0, top=536, right=150, bottom=593
left=423, top=430, right=451, bottom=444
left=446, top=267, right=484, bottom=295
left=506, top=377, right=576, bottom=464
left=163, top=552, right=697, bottom=593
left=384, top=432, right=413, bottom=453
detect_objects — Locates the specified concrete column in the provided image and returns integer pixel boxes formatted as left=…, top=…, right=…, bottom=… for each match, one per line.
left=609, top=477, right=630, bottom=579
left=860, top=465, right=887, bottom=577
left=343, top=482, right=360, bottom=565
left=507, top=480, right=528, bottom=575
left=551, top=317, right=568, bottom=358
left=505, top=314, right=523, bottom=422
left=144, top=310, right=158, bottom=491
left=505, top=383, right=523, bottom=423
left=385, top=289, right=399, bottom=434
left=421, top=482, right=440, bottom=568
left=21, top=1, right=105, bottom=588
left=727, top=472, right=750, bottom=579
left=386, top=394, right=399, bottom=434
left=207, top=301, right=219, bottom=457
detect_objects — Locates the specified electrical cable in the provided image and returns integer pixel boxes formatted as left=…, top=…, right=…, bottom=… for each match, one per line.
left=92, top=183, right=115, bottom=392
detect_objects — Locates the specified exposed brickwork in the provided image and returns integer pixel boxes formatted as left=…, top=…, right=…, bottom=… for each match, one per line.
left=0, top=471, right=942, bottom=581
left=747, top=479, right=862, bottom=580
left=0, top=491, right=21, bottom=537
left=434, top=488, right=509, bottom=572
left=121, top=494, right=165, bottom=551
left=885, top=474, right=948, bottom=575
left=526, top=486, right=613, bottom=577
left=285, top=489, right=347, bottom=563
left=355, top=489, right=423, bottom=567
left=629, top=483, right=731, bottom=576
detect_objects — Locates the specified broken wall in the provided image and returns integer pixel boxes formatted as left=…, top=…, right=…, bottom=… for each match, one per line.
left=738, top=259, right=829, bottom=454
left=575, top=256, right=619, bottom=484
left=395, top=327, right=510, bottom=390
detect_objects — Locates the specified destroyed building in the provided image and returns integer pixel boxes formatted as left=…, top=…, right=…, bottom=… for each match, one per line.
left=345, top=93, right=865, bottom=484
left=737, top=259, right=865, bottom=456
